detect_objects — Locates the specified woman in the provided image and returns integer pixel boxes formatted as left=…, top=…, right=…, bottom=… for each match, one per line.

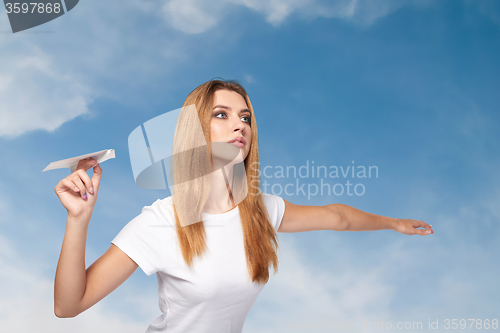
left=53, top=79, right=433, bottom=332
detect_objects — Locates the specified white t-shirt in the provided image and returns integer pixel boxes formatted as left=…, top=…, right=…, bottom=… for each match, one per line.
left=111, top=192, right=285, bottom=333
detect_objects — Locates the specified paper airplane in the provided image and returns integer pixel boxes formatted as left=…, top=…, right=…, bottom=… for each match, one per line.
left=42, top=149, right=115, bottom=173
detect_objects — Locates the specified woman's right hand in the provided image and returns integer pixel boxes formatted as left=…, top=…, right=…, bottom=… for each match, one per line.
left=54, top=158, right=103, bottom=218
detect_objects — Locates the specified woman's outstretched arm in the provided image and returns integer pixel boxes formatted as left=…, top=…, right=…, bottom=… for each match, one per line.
left=278, top=200, right=433, bottom=235
left=54, top=214, right=138, bottom=317
left=53, top=158, right=138, bottom=318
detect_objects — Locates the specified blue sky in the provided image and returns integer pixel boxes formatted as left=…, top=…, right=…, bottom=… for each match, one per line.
left=1, top=0, right=499, bottom=332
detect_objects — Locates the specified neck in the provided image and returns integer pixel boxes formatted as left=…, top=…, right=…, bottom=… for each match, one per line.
left=203, top=163, right=236, bottom=214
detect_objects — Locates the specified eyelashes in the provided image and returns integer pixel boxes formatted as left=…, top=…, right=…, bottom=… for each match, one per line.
left=214, top=111, right=251, bottom=125
left=241, top=115, right=251, bottom=124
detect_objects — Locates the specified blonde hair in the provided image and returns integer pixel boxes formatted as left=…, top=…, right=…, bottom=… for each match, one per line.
left=171, top=79, right=279, bottom=284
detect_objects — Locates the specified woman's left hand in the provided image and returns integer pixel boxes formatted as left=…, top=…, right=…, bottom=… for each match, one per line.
left=394, top=219, right=434, bottom=235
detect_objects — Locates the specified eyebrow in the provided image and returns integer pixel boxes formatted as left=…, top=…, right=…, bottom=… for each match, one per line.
left=213, top=105, right=251, bottom=114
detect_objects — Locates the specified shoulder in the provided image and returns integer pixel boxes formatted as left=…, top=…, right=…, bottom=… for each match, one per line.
left=260, top=192, right=285, bottom=231
left=112, top=196, right=175, bottom=276
left=260, top=192, right=282, bottom=203
left=260, top=192, right=284, bottom=209
left=124, top=196, right=175, bottom=229
left=151, top=196, right=176, bottom=227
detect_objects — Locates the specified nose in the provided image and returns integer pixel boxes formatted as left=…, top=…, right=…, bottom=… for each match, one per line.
left=233, top=124, right=245, bottom=134
left=230, top=117, right=246, bottom=134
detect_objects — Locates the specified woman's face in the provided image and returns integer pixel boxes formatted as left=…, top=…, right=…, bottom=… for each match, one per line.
left=210, top=89, right=252, bottom=161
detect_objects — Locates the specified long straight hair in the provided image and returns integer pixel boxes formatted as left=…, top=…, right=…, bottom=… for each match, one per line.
left=171, top=79, right=279, bottom=284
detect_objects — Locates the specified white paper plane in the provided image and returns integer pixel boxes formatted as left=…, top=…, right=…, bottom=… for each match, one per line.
left=42, top=149, right=116, bottom=173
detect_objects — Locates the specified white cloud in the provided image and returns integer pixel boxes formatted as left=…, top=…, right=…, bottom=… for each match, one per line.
left=245, top=236, right=397, bottom=333
left=244, top=188, right=500, bottom=332
left=232, top=0, right=316, bottom=26
left=0, top=0, right=210, bottom=140
left=160, top=0, right=320, bottom=34
left=162, top=0, right=223, bottom=34
left=0, top=0, right=433, bottom=139
left=0, top=234, right=154, bottom=332
left=0, top=45, right=92, bottom=139
left=0, top=0, right=177, bottom=139
left=161, top=0, right=433, bottom=34
left=317, top=0, right=413, bottom=26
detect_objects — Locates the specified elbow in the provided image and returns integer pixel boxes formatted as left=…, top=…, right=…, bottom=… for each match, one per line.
left=54, top=312, right=72, bottom=319
left=54, top=305, right=79, bottom=318
left=337, top=220, right=350, bottom=232
left=329, top=204, right=349, bottom=231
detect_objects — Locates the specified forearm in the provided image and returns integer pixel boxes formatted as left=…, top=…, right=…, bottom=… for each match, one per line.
left=54, top=214, right=91, bottom=317
left=335, top=204, right=397, bottom=232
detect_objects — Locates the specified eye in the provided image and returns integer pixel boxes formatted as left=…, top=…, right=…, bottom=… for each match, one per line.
left=214, top=111, right=251, bottom=125
left=241, top=115, right=251, bottom=124
left=214, top=112, right=227, bottom=119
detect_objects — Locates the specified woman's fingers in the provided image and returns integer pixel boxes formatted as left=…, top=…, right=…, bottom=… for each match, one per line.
left=57, top=165, right=96, bottom=200
left=411, top=220, right=433, bottom=235
left=77, top=169, right=94, bottom=194
left=78, top=159, right=102, bottom=195
left=57, top=178, right=81, bottom=195
left=396, top=219, right=434, bottom=235
left=417, top=228, right=433, bottom=235
left=91, top=162, right=102, bottom=191
left=72, top=174, right=90, bottom=200
left=54, top=159, right=103, bottom=217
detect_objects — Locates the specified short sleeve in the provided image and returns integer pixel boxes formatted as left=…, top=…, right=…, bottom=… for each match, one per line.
left=261, top=192, right=286, bottom=231
left=111, top=202, right=166, bottom=276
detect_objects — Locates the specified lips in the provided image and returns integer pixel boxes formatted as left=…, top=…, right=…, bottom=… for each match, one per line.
left=228, top=136, right=246, bottom=146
